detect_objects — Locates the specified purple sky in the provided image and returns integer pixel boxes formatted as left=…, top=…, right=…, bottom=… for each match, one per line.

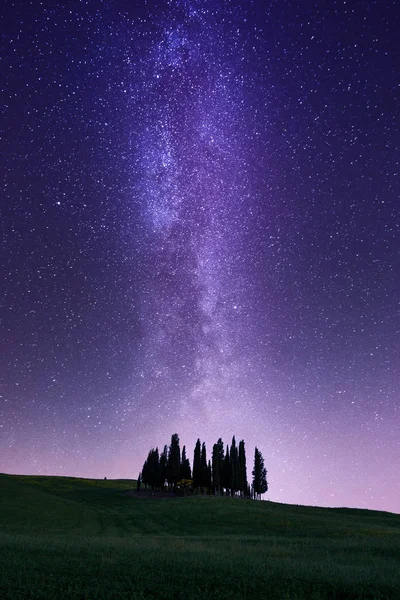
left=1, top=0, right=399, bottom=513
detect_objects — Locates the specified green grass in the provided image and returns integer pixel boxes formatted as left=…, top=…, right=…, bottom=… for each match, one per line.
left=0, top=474, right=399, bottom=599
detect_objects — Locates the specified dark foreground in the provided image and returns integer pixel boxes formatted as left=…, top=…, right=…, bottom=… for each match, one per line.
left=0, top=474, right=399, bottom=599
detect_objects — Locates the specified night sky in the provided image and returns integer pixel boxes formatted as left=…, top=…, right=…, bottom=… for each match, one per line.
left=1, top=0, right=399, bottom=513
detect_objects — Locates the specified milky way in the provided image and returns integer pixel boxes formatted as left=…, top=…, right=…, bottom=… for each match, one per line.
left=1, top=0, right=399, bottom=513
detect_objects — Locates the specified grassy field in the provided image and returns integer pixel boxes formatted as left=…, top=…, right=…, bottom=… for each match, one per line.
left=0, top=474, right=399, bottom=599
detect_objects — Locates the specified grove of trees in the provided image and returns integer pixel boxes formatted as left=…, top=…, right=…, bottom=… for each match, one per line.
left=138, top=433, right=268, bottom=499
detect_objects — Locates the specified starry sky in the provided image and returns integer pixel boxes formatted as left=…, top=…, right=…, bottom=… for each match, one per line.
left=1, top=0, right=399, bottom=513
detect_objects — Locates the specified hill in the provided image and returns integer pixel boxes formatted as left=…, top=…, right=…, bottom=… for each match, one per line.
left=0, top=474, right=399, bottom=599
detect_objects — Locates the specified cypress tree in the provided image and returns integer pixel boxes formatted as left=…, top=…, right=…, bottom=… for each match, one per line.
left=167, top=433, right=181, bottom=491
left=211, top=444, right=221, bottom=494
left=159, top=445, right=168, bottom=490
left=141, top=449, right=153, bottom=489
left=200, top=442, right=208, bottom=492
left=212, top=444, right=218, bottom=495
left=230, top=436, right=239, bottom=496
left=141, top=448, right=160, bottom=491
left=181, top=445, right=192, bottom=479
left=259, top=453, right=268, bottom=496
left=137, top=472, right=142, bottom=493
left=238, top=440, right=247, bottom=497
left=150, top=447, right=160, bottom=490
left=141, top=457, right=149, bottom=489
left=252, top=447, right=260, bottom=499
left=222, top=445, right=230, bottom=495
left=193, top=438, right=202, bottom=490
left=211, top=438, right=224, bottom=495
left=252, top=447, right=268, bottom=500
left=207, top=460, right=212, bottom=492
left=186, top=451, right=192, bottom=479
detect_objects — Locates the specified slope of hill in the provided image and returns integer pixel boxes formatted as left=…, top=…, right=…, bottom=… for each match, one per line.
left=0, top=474, right=399, bottom=599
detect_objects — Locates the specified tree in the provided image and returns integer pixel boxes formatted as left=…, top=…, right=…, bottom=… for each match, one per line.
left=230, top=436, right=239, bottom=496
left=141, top=447, right=160, bottom=491
left=207, top=460, right=212, bottom=491
left=159, top=445, right=168, bottom=490
left=252, top=447, right=268, bottom=500
left=151, top=447, right=160, bottom=490
left=200, top=442, right=208, bottom=492
left=222, top=444, right=230, bottom=495
left=167, top=433, right=181, bottom=491
left=193, top=438, right=202, bottom=490
left=137, top=472, right=142, bottom=493
left=181, top=445, right=192, bottom=479
left=212, top=438, right=224, bottom=495
left=238, top=440, right=247, bottom=498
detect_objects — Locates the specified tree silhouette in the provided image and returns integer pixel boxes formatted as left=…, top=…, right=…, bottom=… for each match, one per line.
left=252, top=447, right=268, bottom=500
left=222, top=444, right=230, bottom=496
left=167, top=434, right=181, bottom=491
left=230, top=436, right=239, bottom=496
left=238, top=440, right=247, bottom=498
left=193, top=438, right=201, bottom=490
left=212, top=438, right=224, bottom=495
left=207, top=459, right=212, bottom=491
left=180, top=445, right=192, bottom=479
left=200, top=442, right=208, bottom=492
left=159, top=445, right=168, bottom=491
left=141, top=447, right=160, bottom=491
